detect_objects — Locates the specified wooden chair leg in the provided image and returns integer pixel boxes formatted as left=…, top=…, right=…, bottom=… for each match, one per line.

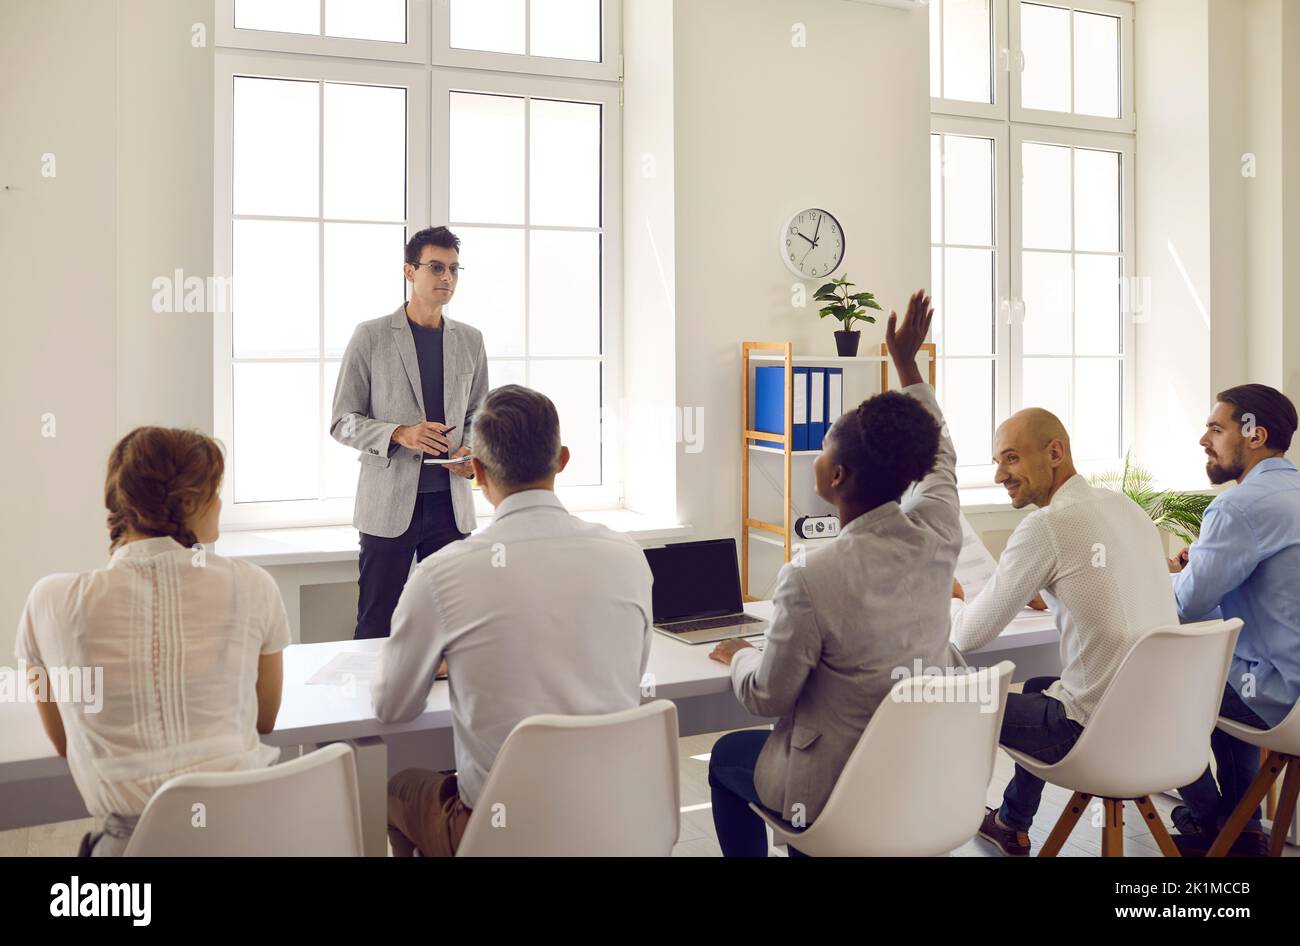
left=1134, top=796, right=1180, bottom=857
left=1039, top=791, right=1090, bottom=857
left=1264, top=748, right=1279, bottom=820
left=1207, top=750, right=1285, bottom=857
left=1101, top=798, right=1125, bottom=857
left=1268, top=757, right=1300, bottom=858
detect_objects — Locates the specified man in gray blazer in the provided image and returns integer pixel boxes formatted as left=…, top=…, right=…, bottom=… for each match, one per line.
left=330, top=226, right=488, bottom=639
left=707, top=290, right=961, bottom=856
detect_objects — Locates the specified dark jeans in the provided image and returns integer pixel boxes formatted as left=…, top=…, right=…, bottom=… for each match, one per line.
left=708, top=730, right=807, bottom=857
left=997, top=676, right=1086, bottom=832
left=355, top=490, right=466, bottom=640
left=1176, top=683, right=1270, bottom=833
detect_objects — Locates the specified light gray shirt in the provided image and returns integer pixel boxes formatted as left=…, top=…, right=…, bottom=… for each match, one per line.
left=371, top=490, right=654, bottom=808
left=729, top=383, right=962, bottom=824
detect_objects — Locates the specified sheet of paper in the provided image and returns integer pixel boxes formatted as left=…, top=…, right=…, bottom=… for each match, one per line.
left=306, top=652, right=380, bottom=687
left=955, top=515, right=1043, bottom=613
left=955, top=514, right=998, bottom=600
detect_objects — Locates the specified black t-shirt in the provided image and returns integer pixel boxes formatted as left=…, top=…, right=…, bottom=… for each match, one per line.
left=407, top=316, right=450, bottom=493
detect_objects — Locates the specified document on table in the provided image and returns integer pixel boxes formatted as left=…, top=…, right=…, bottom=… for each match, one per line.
left=955, top=515, right=998, bottom=599
left=955, top=515, right=1042, bottom=613
left=306, top=652, right=380, bottom=687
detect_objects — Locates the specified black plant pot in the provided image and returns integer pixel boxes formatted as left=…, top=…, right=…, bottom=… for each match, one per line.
left=834, top=330, right=861, bottom=357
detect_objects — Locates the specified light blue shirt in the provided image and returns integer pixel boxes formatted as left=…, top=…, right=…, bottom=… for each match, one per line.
left=1174, top=456, right=1300, bottom=727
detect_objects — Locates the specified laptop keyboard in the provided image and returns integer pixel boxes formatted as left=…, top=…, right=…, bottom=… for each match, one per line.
left=660, top=613, right=764, bottom=633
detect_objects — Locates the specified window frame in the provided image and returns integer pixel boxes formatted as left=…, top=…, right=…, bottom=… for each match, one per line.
left=215, top=0, right=431, bottom=64
left=1008, top=123, right=1136, bottom=474
left=930, top=0, right=1011, bottom=121
left=431, top=0, right=622, bottom=82
left=930, top=115, right=1011, bottom=485
left=213, top=52, right=430, bottom=530
left=214, top=10, right=624, bottom=529
left=430, top=67, right=624, bottom=515
left=930, top=0, right=1135, bottom=485
left=1010, top=0, right=1135, bottom=134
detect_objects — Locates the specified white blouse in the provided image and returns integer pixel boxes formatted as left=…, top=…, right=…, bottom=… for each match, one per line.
left=15, top=536, right=291, bottom=818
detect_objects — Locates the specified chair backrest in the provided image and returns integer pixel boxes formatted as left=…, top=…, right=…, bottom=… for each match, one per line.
left=457, top=700, right=680, bottom=856
left=1045, top=618, right=1242, bottom=798
left=1236, top=698, right=1300, bottom=755
left=124, top=743, right=363, bottom=856
left=791, top=661, right=1014, bottom=857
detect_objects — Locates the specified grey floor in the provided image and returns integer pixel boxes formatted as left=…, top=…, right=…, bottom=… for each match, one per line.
left=4, top=727, right=1296, bottom=858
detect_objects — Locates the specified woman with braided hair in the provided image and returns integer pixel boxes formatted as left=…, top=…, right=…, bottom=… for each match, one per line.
left=16, top=427, right=290, bottom=856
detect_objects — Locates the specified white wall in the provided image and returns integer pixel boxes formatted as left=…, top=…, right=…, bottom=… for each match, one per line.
left=621, top=0, right=678, bottom=521
left=1133, top=0, right=1214, bottom=485
left=668, top=0, right=931, bottom=596
left=116, top=0, right=214, bottom=434
left=1282, top=1, right=1300, bottom=416
left=0, top=0, right=214, bottom=661
left=1136, top=0, right=1300, bottom=486
left=1, top=0, right=120, bottom=662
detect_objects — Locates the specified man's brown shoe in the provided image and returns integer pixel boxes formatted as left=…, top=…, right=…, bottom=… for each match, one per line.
left=978, top=807, right=1031, bottom=856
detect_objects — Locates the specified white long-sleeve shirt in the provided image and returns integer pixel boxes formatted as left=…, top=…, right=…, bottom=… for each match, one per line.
left=372, top=489, right=653, bottom=809
left=950, top=474, right=1178, bottom=725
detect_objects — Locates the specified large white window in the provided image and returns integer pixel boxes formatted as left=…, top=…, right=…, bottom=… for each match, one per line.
left=215, top=0, right=621, bottom=528
left=931, top=0, right=1134, bottom=482
left=432, top=72, right=620, bottom=493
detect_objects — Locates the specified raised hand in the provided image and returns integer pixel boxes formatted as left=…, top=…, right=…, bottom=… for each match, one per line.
left=885, top=289, right=934, bottom=388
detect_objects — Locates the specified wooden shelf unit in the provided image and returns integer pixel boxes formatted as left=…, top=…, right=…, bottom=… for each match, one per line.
left=740, top=341, right=936, bottom=600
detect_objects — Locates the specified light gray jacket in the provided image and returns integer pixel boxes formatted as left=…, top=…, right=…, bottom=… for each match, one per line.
left=329, top=305, right=488, bottom=538
left=728, top=383, right=962, bottom=825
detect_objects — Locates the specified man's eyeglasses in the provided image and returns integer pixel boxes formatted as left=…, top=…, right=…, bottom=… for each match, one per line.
left=410, top=261, right=464, bottom=277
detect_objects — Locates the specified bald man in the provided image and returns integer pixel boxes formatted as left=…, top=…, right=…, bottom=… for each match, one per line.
left=951, top=409, right=1178, bottom=856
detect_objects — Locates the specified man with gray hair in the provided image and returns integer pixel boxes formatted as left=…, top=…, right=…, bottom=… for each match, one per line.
left=373, top=385, right=654, bottom=856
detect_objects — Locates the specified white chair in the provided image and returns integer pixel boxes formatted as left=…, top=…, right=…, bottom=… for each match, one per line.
left=1002, top=619, right=1242, bottom=857
left=1207, top=700, right=1300, bottom=857
left=124, top=743, right=364, bottom=856
left=748, top=660, right=1015, bottom=857
left=456, top=700, right=680, bottom=856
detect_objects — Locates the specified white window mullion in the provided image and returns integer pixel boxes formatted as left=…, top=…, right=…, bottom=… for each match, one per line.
left=931, top=0, right=1009, bottom=121
left=1010, top=0, right=1134, bottom=134
left=431, top=0, right=620, bottom=82
left=216, top=0, right=431, bottom=63
left=215, top=52, right=428, bottom=530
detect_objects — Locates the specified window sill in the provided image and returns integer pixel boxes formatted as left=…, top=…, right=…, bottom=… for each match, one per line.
left=214, top=508, right=694, bottom=567
left=957, top=480, right=1220, bottom=515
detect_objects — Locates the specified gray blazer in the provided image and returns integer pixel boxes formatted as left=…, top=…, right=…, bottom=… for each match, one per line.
left=329, top=304, right=488, bottom=538
left=728, top=383, right=962, bottom=825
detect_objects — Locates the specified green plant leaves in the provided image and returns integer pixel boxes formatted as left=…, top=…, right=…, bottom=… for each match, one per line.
left=1088, top=452, right=1213, bottom=545
left=809, top=274, right=882, bottom=327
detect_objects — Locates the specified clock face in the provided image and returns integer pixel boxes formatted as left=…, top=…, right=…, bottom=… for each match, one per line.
left=780, top=208, right=845, bottom=279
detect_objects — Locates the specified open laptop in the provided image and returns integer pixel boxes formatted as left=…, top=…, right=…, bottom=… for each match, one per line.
left=644, top=538, right=768, bottom=645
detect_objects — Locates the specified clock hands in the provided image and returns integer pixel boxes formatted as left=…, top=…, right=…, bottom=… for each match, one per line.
left=795, top=232, right=816, bottom=247
left=812, top=213, right=822, bottom=246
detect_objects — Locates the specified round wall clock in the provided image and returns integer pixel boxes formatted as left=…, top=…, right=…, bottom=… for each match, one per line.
left=779, top=208, right=845, bottom=279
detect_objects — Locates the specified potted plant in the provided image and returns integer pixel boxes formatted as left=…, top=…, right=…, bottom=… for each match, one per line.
left=814, top=275, right=882, bottom=357
left=1089, top=453, right=1213, bottom=545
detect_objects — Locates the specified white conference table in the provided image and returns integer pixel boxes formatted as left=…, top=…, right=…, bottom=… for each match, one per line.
left=0, top=601, right=1059, bottom=851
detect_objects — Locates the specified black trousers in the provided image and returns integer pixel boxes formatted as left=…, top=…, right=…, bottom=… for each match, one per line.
left=355, top=490, right=466, bottom=640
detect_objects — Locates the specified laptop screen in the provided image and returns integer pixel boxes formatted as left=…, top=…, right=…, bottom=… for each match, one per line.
left=643, top=538, right=745, bottom=624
